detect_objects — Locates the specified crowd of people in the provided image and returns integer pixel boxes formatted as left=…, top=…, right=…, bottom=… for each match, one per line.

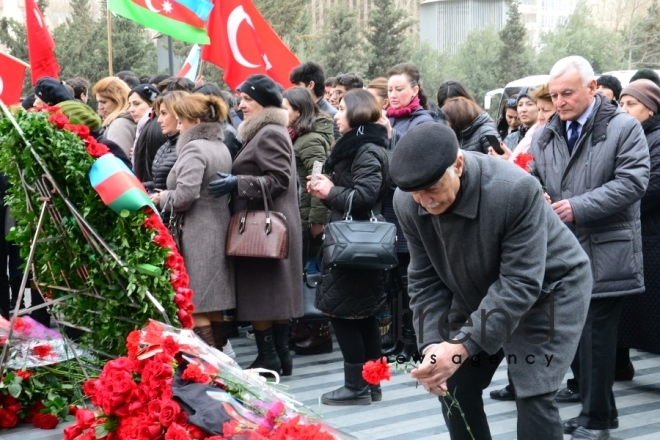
left=3, top=55, right=660, bottom=440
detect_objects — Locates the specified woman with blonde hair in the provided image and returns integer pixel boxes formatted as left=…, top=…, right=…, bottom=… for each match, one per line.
left=93, top=77, right=136, bottom=157
left=149, top=93, right=235, bottom=349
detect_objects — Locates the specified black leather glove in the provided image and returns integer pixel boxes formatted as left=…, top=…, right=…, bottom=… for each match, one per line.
left=208, top=172, right=238, bottom=198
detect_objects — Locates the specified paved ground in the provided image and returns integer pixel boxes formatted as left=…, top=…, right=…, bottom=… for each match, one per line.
left=4, top=336, right=660, bottom=439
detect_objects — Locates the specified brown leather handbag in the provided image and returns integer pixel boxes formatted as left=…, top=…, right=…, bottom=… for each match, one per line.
left=226, top=177, right=289, bottom=259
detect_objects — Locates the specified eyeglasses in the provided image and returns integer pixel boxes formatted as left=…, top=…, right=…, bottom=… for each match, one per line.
left=506, top=98, right=517, bottom=107
left=331, top=90, right=345, bottom=96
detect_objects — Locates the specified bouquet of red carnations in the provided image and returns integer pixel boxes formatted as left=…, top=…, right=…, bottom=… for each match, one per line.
left=66, top=320, right=353, bottom=439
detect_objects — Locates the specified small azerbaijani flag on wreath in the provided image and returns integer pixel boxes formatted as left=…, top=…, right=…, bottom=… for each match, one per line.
left=89, top=155, right=157, bottom=214
left=107, top=0, right=212, bottom=44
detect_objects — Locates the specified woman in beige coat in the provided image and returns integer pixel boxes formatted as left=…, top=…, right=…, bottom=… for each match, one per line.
left=93, top=77, right=136, bottom=157
left=150, top=93, right=235, bottom=350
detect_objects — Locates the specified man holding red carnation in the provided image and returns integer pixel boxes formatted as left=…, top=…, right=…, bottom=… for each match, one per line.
left=390, top=121, right=593, bottom=440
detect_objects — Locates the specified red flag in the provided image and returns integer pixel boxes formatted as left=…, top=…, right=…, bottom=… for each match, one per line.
left=201, top=0, right=300, bottom=91
left=25, top=0, right=60, bottom=85
left=0, top=52, right=29, bottom=105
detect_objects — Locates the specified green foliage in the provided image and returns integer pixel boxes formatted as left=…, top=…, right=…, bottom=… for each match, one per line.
left=400, top=35, right=452, bottom=103
left=365, top=0, right=414, bottom=80
left=312, top=4, right=366, bottom=77
left=537, top=2, right=624, bottom=73
left=0, top=110, right=181, bottom=356
left=109, top=16, right=158, bottom=76
left=497, top=1, right=536, bottom=85
left=446, top=26, right=503, bottom=106
left=627, top=0, right=660, bottom=68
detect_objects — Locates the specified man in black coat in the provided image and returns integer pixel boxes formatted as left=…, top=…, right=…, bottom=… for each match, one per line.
left=391, top=122, right=592, bottom=440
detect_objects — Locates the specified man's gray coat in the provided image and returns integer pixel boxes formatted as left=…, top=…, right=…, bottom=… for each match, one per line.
left=394, top=152, right=592, bottom=398
left=530, top=94, right=650, bottom=298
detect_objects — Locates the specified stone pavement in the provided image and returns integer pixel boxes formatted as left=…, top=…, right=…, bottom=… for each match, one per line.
left=4, top=337, right=660, bottom=439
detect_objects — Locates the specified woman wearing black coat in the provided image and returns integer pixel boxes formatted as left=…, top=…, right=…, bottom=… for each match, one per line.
left=616, top=81, right=660, bottom=378
left=143, top=91, right=187, bottom=194
left=308, top=90, right=390, bottom=406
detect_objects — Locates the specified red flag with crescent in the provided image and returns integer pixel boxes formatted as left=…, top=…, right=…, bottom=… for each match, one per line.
left=25, top=0, right=60, bottom=85
left=201, top=0, right=300, bottom=91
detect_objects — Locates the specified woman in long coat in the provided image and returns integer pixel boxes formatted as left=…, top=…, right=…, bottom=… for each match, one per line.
left=151, top=93, right=236, bottom=350
left=208, top=75, right=303, bottom=377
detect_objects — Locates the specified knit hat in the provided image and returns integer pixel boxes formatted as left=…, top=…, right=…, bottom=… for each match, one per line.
left=620, top=81, right=660, bottom=114
left=239, top=74, right=282, bottom=108
left=129, top=84, right=160, bottom=105
left=516, top=86, right=535, bottom=105
left=34, top=77, right=75, bottom=105
left=390, top=122, right=459, bottom=192
left=597, top=75, right=622, bottom=100
left=58, top=100, right=102, bottom=131
left=630, top=68, right=660, bottom=87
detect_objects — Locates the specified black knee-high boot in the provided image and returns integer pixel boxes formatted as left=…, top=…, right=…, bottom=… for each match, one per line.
left=273, top=323, right=292, bottom=376
left=247, top=328, right=282, bottom=376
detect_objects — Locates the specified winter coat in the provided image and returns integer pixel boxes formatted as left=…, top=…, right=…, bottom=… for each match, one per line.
left=317, top=97, right=340, bottom=139
left=389, top=107, right=434, bottom=138
left=294, top=115, right=333, bottom=227
left=459, top=112, right=500, bottom=154
left=503, top=130, right=521, bottom=150
left=619, top=114, right=660, bottom=353
left=146, top=133, right=179, bottom=192
left=530, top=94, right=650, bottom=298
left=103, top=111, right=136, bottom=158
left=315, top=124, right=390, bottom=318
left=231, top=108, right=303, bottom=321
left=394, top=151, right=592, bottom=398
left=222, top=123, right=239, bottom=160
left=159, top=123, right=235, bottom=313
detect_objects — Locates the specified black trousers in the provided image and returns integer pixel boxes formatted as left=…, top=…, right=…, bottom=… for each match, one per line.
left=441, top=350, right=563, bottom=440
left=567, top=296, right=623, bottom=430
left=329, top=316, right=382, bottom=364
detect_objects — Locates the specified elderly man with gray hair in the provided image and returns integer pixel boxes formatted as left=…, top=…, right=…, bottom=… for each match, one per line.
left=530, top=55, right=650, bottom=440
left=390, top=121, right=592, bottom=440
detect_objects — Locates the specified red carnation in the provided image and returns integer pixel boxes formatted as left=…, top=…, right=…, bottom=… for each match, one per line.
left=75, top=408, right=96, bottom=429
left=32, top=344, right=52, bottom=358
left=181, top=363, right=210, bottom=384
left=170, top=270, right=190, bottom=289
left=154, top=233, right=176, bottom=249
left=32, top=413, right=59, bottom=429
left=513, top=152, right=534, bottom=172
left=13, top=317, right=30, bottom=332
left=176, top=310, right=193, bottom=329
left=16, top=370, right=33, bottom=380
left=143, top=212, right=163, bottom=230
left=126, top=330, right=141, bottom=359
left=362, top=357, right=392, bottom=385
left=162, top=336, right=180, bottom=356
left=48, top=113, right=70, bottom=129
left=86, top=138, right=110, bottom=158
left=64, top=123, right=91, bottom=140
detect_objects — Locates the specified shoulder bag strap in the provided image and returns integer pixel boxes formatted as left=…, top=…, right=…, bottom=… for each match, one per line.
left=344, top=190, right=355, bottom=221
left=257, top=177, right=273, bottom=235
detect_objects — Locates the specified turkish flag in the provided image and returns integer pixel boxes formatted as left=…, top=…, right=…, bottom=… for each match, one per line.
left=25, top=0, right=60, bottom=85
left=201, top=0, right=300, bottom=91
left=0, top=52, right=29, bottom=105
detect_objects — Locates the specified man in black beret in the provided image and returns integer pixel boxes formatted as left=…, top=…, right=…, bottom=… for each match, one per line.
left=33, top=76, right=75, bottom=107
left=391, top=122, right=592, bottom=440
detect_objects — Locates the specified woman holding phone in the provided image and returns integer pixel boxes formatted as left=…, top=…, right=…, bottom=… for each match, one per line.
left=441, top=97, right=500, bottom=153
left=308, top=89, right=390, bottom=406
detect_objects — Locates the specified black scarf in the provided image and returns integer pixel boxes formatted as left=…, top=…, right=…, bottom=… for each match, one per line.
left=325, top=123, right=388, bottom=173
left=518, top=124, right=529, bottom=140
left=642, top=114, right=660, bottom=135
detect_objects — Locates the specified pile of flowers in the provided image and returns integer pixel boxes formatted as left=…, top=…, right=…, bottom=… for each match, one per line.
left=0, top=105, right=194, bottom=356
left=66, top=320, right=346, bottom=440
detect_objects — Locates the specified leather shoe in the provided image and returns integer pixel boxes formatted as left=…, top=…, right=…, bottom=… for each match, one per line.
left=615, top=361, right=635, bottom=381
left=564, top=417, right=579, bottom=435
left=571, top=426, right=610, bottom=439
left=556, top=387, right=581, bottom=403
left=489, top=386, right=515, bottom=401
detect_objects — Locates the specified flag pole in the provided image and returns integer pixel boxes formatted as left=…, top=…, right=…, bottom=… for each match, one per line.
left=197, top=59, right=204, bottom=80
left=106, top=10, right=113, bottom=76
left=167, top=36, right=174, bottom=76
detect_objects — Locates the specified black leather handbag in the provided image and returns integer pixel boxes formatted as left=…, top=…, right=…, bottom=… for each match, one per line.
left=322, top=190, right=398, bottom=270
left=301, top=227, right=325, bottom=321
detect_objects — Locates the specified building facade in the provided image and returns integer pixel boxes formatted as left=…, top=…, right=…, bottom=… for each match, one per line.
left=420, top=0, right=508, bottom=53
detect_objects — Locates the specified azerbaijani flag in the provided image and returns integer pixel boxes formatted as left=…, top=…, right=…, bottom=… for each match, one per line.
left=108, top=0, right=211, bottom=44
left=89, top=154, right=157, bottom=214
left=177, top=44, right=201, bottom=81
